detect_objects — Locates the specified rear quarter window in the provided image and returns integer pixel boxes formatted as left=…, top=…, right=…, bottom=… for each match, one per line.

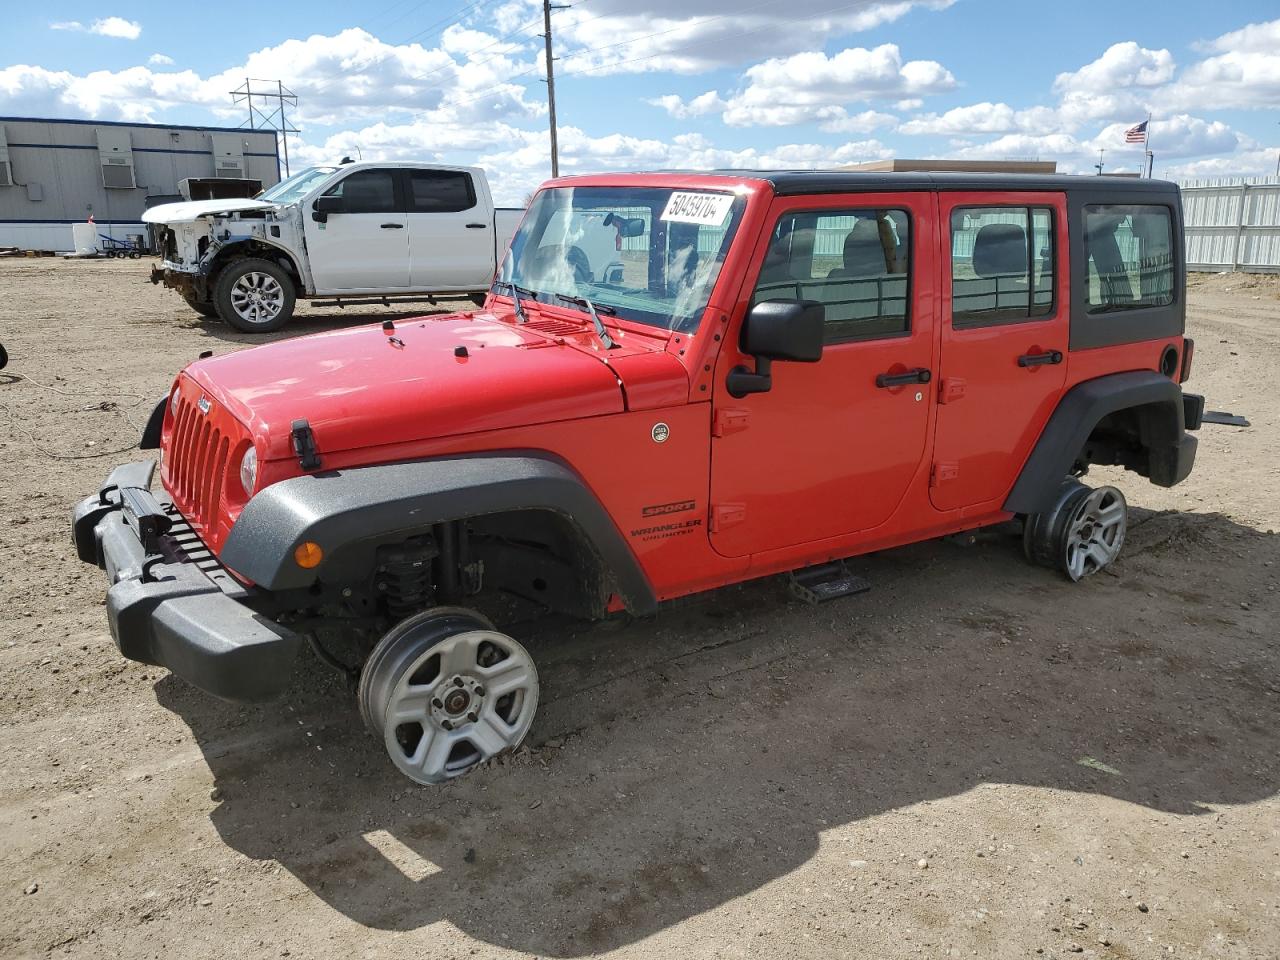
left=1084, top=205, right=1175, bottom=313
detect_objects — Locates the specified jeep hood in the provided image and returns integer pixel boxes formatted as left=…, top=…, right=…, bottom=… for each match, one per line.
left=142, top=197, right=279, bottom=225
left=183, top=313, right=682, bottom=460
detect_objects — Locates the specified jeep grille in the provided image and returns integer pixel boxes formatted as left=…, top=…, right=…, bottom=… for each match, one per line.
left=165, top=392, right=232, bottom=541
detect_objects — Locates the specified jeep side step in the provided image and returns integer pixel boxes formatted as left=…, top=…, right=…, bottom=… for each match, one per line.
left=788, top=561, right=871, bottom=605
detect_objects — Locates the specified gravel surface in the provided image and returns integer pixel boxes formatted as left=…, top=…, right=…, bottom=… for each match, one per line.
left=0, top=258, right=1277, bottom=959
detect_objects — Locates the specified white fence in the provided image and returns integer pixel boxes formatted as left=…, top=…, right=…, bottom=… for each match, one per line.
left=1177, top=177, right=1280, bottom=273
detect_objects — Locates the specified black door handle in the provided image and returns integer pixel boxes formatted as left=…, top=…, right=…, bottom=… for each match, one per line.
left=1017, top=350, right=1063, bottom=367
left=465, top=223, right=488, bottom=229
left=875, top=368, right=932, bottom=388
left=380, top=223, right=404, bottom=229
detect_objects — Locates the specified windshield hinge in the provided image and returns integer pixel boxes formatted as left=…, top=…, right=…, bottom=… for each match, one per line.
left=291, top=418, right=322, bottom=471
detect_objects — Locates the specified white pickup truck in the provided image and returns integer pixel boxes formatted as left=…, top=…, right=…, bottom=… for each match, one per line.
left=143, top=161, right=523, bottom=332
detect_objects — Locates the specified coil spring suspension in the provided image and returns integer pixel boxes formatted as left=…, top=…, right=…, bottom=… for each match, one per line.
left=374, top=537, right=439, bottom=619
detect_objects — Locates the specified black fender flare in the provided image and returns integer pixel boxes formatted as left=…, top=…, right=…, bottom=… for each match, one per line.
left=1004, top=371, right=1195, bottom=515
left=220, top=453, right=658, bottom=613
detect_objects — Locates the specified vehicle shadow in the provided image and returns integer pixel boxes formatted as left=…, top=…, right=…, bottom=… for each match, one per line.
left=154, top=508, right=1280, bottom=955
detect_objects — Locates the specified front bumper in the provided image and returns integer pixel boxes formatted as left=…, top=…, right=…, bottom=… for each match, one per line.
left=71, top=461, right=301, bottom=702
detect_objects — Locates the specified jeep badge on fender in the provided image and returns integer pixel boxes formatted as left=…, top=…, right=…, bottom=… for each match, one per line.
left=72, top=170, right=1202, bottom=786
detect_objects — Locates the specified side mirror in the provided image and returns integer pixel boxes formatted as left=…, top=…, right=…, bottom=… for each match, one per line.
left=312, top=195, right=343, bottom=223
left=726, top=299, right=824, bottom=398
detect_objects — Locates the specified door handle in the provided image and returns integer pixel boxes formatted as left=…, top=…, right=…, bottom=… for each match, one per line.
left=875, top=368, right=932, bottom=388
left=465, top=223, right=488, bottom=229
left=380, top=223, right=405, bottom=229
left=1017, top=350, right=1063, bottom=368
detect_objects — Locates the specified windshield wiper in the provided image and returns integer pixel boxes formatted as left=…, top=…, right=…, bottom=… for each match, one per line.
left=492, top=280, right=535, bottom=324
left=554, top=293, right=618, bottom=350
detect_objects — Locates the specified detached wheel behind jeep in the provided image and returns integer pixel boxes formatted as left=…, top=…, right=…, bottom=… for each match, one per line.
left=214, top=258, right=296, bottom=333
left=359, top=608, right=540, bottom=785
left=1023, top=479, right=1128, bottom=581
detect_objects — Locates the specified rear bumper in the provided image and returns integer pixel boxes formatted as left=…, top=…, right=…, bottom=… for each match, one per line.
left=71, top=461, right=301, bottom=703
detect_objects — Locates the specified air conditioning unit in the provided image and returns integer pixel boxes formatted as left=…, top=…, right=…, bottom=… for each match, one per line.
left=211, top=133, right=247, bottom=179
left=96, top=128, right=137, bottom=189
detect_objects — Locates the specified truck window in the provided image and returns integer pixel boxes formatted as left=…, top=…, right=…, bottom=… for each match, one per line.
left=407, top=170, right=476, bottom=213
left=1084, top=205, right=1174, bottom=312
left=321, top=169, right=397, bottom=214
left=951, top=207, right=1055, bottom=327
left=752, top=209, right=910, bottom=343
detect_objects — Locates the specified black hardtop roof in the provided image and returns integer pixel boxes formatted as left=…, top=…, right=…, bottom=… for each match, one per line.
left=695, top=170, right=1180, bottom=197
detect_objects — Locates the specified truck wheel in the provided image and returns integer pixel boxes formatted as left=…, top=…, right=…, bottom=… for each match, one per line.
left=1023, top=479, right=1127, bottom=581
left=182, top=294, right=219, bottom=319
left=214, top=258, right=296, bottom=333
left=358, top=607, right=540, bottom=785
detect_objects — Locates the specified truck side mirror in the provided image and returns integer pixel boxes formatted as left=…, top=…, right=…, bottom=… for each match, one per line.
left=726, top=299, right=824, bottom=398
left=312, top=195, right=343, bottom=223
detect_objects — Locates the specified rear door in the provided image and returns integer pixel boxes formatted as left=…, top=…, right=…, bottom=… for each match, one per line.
left=403, top=168, right=494, bottom=290
left=930, top=192, right=1069, bottom=511
left=305, top=167, right=409, bottom=293
left=709, top=192, right=937, bottom=558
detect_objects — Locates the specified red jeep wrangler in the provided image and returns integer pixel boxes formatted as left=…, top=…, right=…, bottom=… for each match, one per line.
left=73, top=171, right=1203, bottom=785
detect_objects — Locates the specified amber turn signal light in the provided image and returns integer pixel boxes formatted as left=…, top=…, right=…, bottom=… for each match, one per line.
left=294, top=541, right=324, bottom=569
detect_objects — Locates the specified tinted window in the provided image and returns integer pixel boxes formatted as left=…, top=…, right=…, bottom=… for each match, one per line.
left=752, top=209, right=910, bottom=343
left=951, top=206, right=1055, bottom=327
left=1084, top=205, right=1174, bottom=312
left=408, top=170, right=476, bottom=213
left=322, top=169, right=397, bottom=214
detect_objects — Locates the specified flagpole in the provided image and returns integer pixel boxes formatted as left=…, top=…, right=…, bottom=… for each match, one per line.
left=1144, top=112, right=1153, bottom=179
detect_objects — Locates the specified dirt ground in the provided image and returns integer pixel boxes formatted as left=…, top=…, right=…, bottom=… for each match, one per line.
left=0, top=258, right=1277, bottom=960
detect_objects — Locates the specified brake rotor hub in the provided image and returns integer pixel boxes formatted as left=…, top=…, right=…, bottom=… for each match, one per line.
left=430, top=674, right=485, bottom=727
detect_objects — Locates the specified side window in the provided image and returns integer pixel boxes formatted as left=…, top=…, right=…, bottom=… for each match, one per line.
left=1084, top=205, right=1174, bottom=312
left=751, top=208, right=910, bottom=343
left=407, top=170, right=476, bottom=213
left=951, top=206, right=1055, bottom=328
left=321, top=169, right=397, bottom=214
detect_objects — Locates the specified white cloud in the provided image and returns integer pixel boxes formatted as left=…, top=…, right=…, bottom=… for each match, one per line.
left=51, top=17, right=143, bottom=40
left=1, top=28, right=541, bottom=126
left=555, top=0, right=955, bottom=76
left=1164, top=18, right=1280, bottom=111
left=648, top=90, right=726, bottom=119
left=1053, top=41, right=1175, bottom=94
left=721, top=44, right=954, bottom=127
left=148, top=53, right=175, bottom=66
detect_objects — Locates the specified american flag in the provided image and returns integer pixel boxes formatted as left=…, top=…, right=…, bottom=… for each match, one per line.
left=1125, top=120, right=1149, bottom=144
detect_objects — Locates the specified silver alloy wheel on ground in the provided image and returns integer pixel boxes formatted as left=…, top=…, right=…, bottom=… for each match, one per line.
left=228, top=271, right=286, bottom=326
left=1023, top=479, right=1128, bottom=581
left=361, top=614, right=539, bottom=785
left=1061, top=485, right=1127, bottom=581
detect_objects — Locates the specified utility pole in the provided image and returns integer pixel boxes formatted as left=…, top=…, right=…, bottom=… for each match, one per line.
left=542, top=0, right=568, bottom=178
left=1094, top=148, right=1105, bottom=176
left=230, top=78, right=300, bottom=177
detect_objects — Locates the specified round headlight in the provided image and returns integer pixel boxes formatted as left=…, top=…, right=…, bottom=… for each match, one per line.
left=239, top=446, right=258, bottom=496
left=169, top=386, right=181, bottom=417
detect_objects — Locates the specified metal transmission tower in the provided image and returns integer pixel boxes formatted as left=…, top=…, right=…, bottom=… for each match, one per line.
left=541, top=0, right=569, bottom=178
left=230, top=79, right=301, bottom=177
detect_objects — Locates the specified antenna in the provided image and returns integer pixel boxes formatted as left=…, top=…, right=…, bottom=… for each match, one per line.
left=231, top=78, right=301, bottom=177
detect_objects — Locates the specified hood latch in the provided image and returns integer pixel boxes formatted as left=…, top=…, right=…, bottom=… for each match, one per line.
left=291, top=418, right=322, bottom=471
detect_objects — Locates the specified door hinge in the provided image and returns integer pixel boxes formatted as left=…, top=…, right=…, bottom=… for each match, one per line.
left=938, top=377, right=966, bottom=404
left=930, top=462, right=959, bottom=487
left=712, top=407, right=750, bottom=437
left=710, top=503, right=747, bottom=532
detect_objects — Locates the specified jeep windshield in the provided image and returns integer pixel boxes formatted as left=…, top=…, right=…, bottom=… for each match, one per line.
left=494, top=186, right=747, bottom=333
left=257, top=166, right=338, bottom=204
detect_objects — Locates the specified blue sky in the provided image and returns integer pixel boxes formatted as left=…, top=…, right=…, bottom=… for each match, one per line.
left=2, top=1, right=1278, bottom=202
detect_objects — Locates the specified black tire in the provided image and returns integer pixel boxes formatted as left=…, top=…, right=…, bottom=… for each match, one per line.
left=213, top=257, right=296, bottom=333
left=183, top=295, right=219, bottom=318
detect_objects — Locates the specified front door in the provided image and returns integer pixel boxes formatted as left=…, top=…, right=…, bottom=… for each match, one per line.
left=709, top=194, right=937, bottom=558
left=305, top=167, right=410, bottom=293
left=929, top=193, right=1070, bottom=512
left=403, top=168, right=494, bottom=290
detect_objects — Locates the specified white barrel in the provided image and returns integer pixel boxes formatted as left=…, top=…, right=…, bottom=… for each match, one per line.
left=72, top=222, right=98, bottom=256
